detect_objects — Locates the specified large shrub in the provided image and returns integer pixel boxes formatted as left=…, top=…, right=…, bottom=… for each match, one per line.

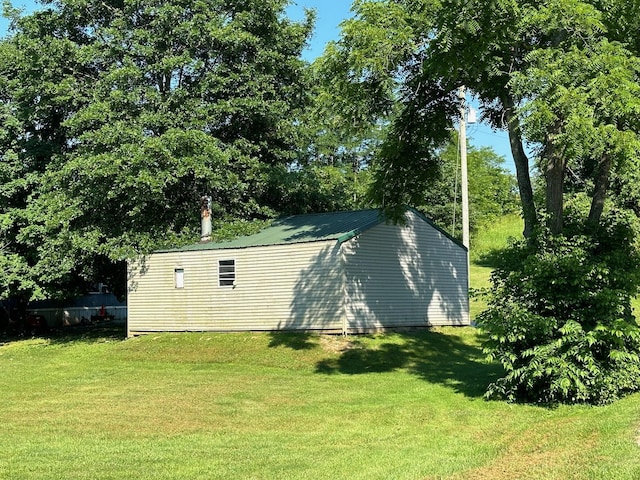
left=478, top=208, right=640, bottom=404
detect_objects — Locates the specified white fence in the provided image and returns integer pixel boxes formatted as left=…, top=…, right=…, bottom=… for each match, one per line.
left=30, top=305, right=127, bottom=326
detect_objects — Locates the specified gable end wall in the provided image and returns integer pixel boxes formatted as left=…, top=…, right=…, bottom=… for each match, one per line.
left=342, top=210, right=469, bottom=330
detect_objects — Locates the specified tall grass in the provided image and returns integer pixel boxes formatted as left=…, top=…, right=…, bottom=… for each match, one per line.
left=470, top=213, right=524, bottom=267
left=469, top=214, right=523, bottom=319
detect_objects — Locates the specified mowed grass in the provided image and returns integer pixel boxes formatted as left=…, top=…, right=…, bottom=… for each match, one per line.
left=1, top=325, right=640, bottom=479
left=2, top=214, right=640, bottom=479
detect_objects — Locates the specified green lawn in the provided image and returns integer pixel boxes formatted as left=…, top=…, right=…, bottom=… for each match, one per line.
left=1, top=325, right=639, bottom=479
left=468, top=214, right=640, bottom=318
left=1, top=214, right=639, bottom=479
left=469, top=213, right=523, bottom=319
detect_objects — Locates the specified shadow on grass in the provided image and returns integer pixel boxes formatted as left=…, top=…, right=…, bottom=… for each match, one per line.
left=315, top=329, right=504, bottom=398
left=472, top=248, right=506, bottom=268
left=0, top=322, right=127, bottom=345
left=316, top=340, right=409, bottom=374
left=268, top=332, right=318, bottom=350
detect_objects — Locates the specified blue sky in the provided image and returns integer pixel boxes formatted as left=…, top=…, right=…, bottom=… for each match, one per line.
left=1, top=0, right=514, bottom=167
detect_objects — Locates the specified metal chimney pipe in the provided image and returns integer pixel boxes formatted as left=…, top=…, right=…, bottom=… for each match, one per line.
left=200, top=196, right=212, bottom=242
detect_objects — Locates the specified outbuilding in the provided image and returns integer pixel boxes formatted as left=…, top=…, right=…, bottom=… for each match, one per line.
left=127, top=208, right=469, bottom=336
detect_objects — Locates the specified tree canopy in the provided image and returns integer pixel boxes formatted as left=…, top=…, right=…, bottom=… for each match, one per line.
left=0, top=0, right=314, bottom=300
left=319, top=0, right=640, bottom=237
left=319, top=0, right=640, bottom=404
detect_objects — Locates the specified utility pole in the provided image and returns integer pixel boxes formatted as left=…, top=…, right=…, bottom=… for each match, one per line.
left=458, top=86, right=470, bottom=250
left=458, top=87, right=471, bottom=326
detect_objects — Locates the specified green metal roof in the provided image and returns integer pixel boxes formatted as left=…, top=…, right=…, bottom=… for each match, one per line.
left=162, top=209, right=385, bottom=253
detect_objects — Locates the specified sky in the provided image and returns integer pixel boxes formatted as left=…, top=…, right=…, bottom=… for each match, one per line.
left=0, top=0, right=514, bottom=168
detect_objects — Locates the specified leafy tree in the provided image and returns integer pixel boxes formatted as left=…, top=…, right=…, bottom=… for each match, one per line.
left=318, top=0, right=538, bottom=234
left=415, top=139, right=518, bottom=239
left=267, top=163, right=374, bottom=215
left=512, top=34, right=640, bottom=233
left=0, top=0, right=314, bottom=300
left=320, top=0, right=640, bottom=403
left=319, top=0, right=640, bottom=237
left=312, top=35, right=518, bottom=236
left=300, top=63, right=387, bottom=173
left=479, top=203, right=640, bottom=404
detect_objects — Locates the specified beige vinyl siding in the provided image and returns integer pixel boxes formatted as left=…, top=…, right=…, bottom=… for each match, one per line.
left=342, top=210, right=469, bottom=330
left=127, top=240, right=344, bottom=335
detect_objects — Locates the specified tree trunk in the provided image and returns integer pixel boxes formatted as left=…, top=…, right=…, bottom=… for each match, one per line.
left=543, top=126, right=566, bottom=235
left=503, top=97, right=537, bottom=238
left=587, top=153, right=612, bottom=228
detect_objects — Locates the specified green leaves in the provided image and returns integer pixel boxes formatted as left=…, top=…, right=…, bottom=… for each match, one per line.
left=320, top=0, right=640, bottom=237
left=478, top=209, right=640, bottom=404
left=0, top=0, right=314, bottom=299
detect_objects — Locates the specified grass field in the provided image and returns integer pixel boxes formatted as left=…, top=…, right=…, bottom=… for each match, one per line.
left=1, top=326, right=639, bottom=479
left=469, top=213, right=524, bottom=319
left=1, top=215, right=639, bottom=479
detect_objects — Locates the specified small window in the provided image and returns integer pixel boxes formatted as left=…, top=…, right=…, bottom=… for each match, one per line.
left=175, top=268, right=184, bottom=289
left=218, top=259, right=235, bottom=287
